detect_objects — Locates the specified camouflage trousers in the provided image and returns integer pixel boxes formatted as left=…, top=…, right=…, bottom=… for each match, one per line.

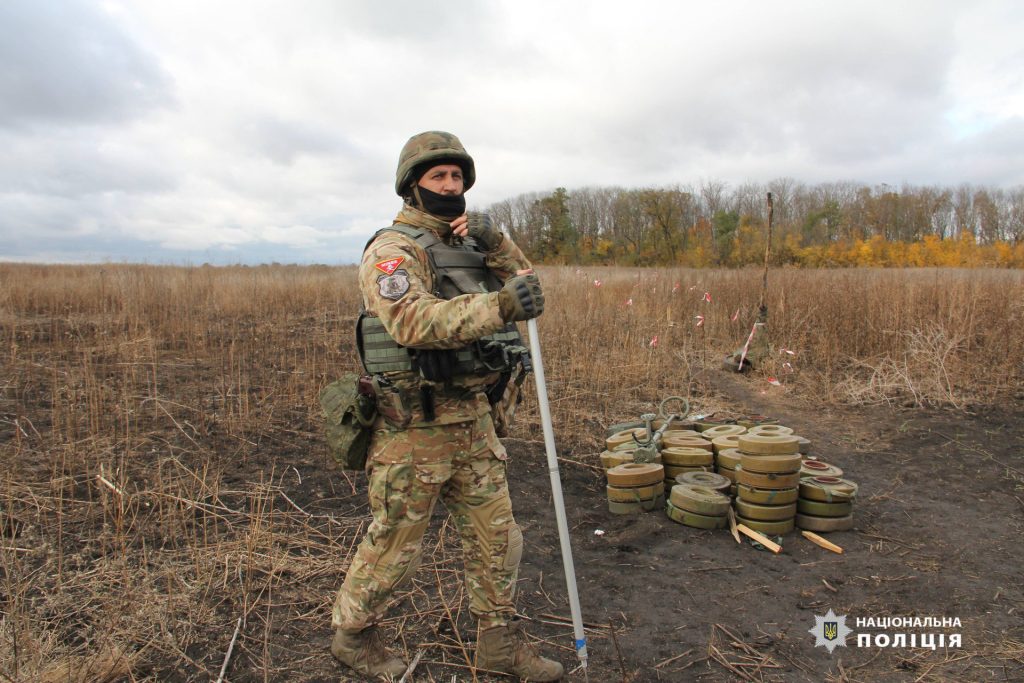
left=332, top=410, right=522, bottom=632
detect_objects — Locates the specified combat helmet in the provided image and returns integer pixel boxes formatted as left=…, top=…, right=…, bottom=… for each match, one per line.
left=395, top=131, right=476, bottom=196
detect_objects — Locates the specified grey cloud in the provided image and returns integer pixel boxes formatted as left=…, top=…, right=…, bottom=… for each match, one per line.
left=0, top=128, right=177, bottom=197
left=944, top=117, right=1024, bottom=186
left=0, top=0, right=172, bottom=129
left=238, top=115, right=358, bottom=165
left=320, top=0, right=490, bottom=42
left=0, top=188, right=372, bottom=265
left=0, top=229, right=363, bottom=266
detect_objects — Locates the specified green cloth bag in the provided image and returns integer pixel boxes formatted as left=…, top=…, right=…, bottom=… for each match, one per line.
left=319, top=373, right=376, bottom=470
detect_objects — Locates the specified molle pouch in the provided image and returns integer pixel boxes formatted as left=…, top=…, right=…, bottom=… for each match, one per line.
left=491, top=365, right=527, bottom=438
left=319, top=373, right=377, bottom=470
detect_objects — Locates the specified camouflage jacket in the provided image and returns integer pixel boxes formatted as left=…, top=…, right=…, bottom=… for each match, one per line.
left=358, top=205, right=532, bottom=424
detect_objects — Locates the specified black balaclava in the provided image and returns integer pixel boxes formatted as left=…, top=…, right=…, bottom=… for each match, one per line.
left=412, top=185, right=466, bottom=219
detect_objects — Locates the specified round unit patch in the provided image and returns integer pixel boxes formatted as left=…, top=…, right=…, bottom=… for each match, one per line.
left=376, top=269, right=411, bottom=300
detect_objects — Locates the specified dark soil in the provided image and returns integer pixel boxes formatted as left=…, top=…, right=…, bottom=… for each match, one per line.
left=258, top=370, right=1024, bottom=682
left=4, top=363, right=1023, bottom=683
left=503, top=370, right=1024, bottom=683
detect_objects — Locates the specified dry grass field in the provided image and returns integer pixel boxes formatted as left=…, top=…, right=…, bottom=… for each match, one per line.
left=1, top=263, right=1022, bottom=682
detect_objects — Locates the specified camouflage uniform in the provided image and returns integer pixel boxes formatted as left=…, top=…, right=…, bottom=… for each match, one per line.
left=332, top=204, right=532, bottom=632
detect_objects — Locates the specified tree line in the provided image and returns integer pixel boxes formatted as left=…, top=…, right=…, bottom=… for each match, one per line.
left=485, top=181, right=1024, bottom=267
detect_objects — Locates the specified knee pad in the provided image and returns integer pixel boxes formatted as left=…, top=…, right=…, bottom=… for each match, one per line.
left=503, top=524, right=523, bottom=571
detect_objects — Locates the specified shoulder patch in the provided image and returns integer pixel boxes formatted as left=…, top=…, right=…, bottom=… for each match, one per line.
left=377, top=269, right=411, bottom=300
left=375, top=256, right=405, bottom=275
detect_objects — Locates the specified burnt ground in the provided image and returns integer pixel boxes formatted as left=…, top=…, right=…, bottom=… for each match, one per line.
left=4, top=365, right=1023, bottom=683
left=285, top=370, right=1023, bottom=682
left=501, top=370, right=1024, bottom=683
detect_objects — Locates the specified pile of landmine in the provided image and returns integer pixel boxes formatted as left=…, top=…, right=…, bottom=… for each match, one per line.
left=600, top=417, right=858, bottom=534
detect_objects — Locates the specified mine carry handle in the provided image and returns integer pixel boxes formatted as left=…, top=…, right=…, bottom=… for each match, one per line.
left=632, top=395, right=691, bottom=449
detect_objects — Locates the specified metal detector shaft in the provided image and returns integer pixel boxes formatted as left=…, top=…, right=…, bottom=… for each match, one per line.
left=526, top=318, right=588, bottom=671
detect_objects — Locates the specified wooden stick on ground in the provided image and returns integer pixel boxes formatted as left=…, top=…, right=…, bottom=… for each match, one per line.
left=608, top=623, right=629, bottom=682
left=654, top=647, right=694, bottom=669
left=728, top=507, right=741, bottom=544
left=398, top=650, right=423, bottom=683
left=802, top=530, right=844, bottom=554
left=736, top=524, right=782, bottom=554
left=215, top=617, right=242, bottom=683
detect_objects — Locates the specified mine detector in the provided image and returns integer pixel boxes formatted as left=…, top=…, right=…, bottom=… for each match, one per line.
left=723, top=192, right=775, bottom=372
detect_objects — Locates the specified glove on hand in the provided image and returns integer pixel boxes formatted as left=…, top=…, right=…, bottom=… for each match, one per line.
left=466, top=212, right=503, bottom=252
left=498, top=273, right=545, bottom=322
left=416, top=349, right=458, bottom=382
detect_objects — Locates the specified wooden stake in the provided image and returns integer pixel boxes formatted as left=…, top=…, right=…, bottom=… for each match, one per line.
left=736, top=524, right=782, bottom=554
left=801, top=530, right=844, bottom=554
left=727, top=507, right=741, bottom=544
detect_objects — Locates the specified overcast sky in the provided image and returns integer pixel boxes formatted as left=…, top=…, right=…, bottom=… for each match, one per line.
left=2, top=1, right=1022, bottom=265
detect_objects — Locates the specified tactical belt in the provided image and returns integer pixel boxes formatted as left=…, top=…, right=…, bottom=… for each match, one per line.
left=359, top=314, right=525, bottom=377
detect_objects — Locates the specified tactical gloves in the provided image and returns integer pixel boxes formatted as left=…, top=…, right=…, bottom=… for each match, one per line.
left=416, top=349, right=458, bottom=382
left=498, top=273, right=545, bottom=322
left=466, top=212, right=503, bottom=252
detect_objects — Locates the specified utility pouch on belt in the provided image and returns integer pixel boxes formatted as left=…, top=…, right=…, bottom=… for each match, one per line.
left=319, top=372, right=377, bottom=470
left=490, top=355, right=530, bottom=438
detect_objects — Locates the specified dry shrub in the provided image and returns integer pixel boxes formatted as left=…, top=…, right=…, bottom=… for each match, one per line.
left=528, top=265, right=1023, bottom=418
left=37, top=644, right=134, bottom=683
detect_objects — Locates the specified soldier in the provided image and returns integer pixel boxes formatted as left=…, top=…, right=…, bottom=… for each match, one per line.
left=330, top=131, right=563, bottom=681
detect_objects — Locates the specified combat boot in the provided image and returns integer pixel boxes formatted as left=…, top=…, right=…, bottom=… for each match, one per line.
left=475, top=619, right=564, bottom=681
left=330, top=626, right=407, bottom=679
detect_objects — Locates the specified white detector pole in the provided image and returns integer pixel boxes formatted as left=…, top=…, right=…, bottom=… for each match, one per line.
left=526, top=318, right=588, bottom=672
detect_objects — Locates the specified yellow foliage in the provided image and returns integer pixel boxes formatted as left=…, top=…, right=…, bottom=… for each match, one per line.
left=594, top=238, right=615, bottom=259
left=784, top=233, right=1021, bottom=269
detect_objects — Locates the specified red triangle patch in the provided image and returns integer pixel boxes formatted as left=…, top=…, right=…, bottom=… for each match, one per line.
left=374, top=256, right=404, bottom=275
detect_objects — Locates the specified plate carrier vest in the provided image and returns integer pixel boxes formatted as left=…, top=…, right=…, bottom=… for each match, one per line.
left=356, top=224, right=528, bottom=383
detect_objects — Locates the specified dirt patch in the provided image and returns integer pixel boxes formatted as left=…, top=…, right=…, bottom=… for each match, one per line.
left=497, top=370, right=1024, bottom=682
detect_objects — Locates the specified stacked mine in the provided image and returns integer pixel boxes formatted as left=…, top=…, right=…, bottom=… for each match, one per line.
left=665, top=483, right=730, bottom=529
left=796, top=476, right=858, bottom=532
left=605, top=462, right=666, bottom=513
left=733, top=432, right=803, bottom=535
